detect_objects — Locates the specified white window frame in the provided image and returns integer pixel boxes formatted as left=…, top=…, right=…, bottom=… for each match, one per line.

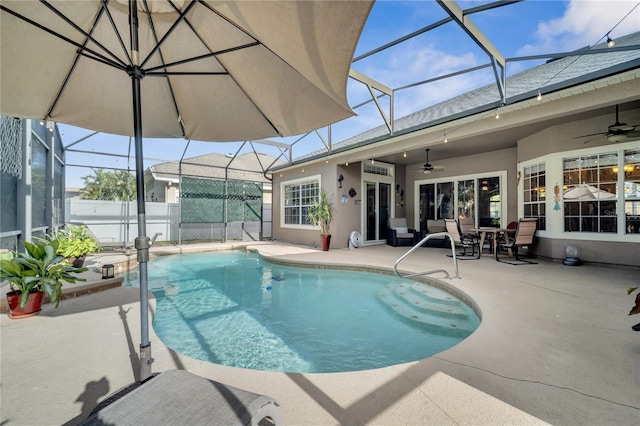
left=280, top=174, right=321, bottom=230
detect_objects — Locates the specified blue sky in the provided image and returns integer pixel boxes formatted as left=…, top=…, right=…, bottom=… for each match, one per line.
left=61, top=0, right=640, bottom=188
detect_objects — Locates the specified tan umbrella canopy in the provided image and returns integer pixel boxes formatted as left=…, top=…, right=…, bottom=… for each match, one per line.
left=1, top=0, right=371, bottom=141
left=563, top=184, right=616, bottom=199
left=0, top=0, right=373, bottom=381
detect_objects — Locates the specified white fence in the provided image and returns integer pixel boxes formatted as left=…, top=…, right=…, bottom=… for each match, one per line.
left=64, top=199, right=271, bottom=244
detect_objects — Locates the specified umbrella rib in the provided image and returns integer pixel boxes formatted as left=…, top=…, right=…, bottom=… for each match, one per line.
left=139, top=0, right=198, bottom=69
left=100, top=0, right=133, bottom=66
left=40, top=0, right=128, bottom=68
left=144, top=42, right=259, bottom=74
left=0, top=4, right=125, bottom=72
left=138, top=0, right=186, bottom=138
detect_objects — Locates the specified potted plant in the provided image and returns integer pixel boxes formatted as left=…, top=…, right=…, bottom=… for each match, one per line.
left=307, top=189, right=334, bottom=251
left=0, top=239, right=87, bottom=318
left=55, top=224, right=101, bottom=267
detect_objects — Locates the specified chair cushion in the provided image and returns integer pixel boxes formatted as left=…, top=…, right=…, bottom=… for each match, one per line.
left=427, top=219, right=446, bottom=234
left=394, top=226, right=409, bottom=234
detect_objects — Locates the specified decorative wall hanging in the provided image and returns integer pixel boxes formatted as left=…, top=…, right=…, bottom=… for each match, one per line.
left=554, top=184, right=560, bottom=211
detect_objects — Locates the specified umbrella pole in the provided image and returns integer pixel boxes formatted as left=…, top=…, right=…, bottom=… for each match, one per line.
left=129, top=0, right=153, bottom=383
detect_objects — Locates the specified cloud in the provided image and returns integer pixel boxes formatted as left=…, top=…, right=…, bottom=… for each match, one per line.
left=518, top=0, right=640, bottom=55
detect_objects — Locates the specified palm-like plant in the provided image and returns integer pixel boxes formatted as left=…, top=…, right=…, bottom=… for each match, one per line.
left=307, top=189, right=334, bottom=235
left=0, top=239, right=87, bottom=308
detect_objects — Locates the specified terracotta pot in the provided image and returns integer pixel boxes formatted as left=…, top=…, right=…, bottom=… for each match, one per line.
left=71, top=254, right=86, bottom=268
left=7, top=291, right=44, bottom=319
left=321, top=234, right=331, bottom=251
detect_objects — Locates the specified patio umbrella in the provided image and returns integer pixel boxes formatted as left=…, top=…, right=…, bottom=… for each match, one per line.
left=563, top=184, right=616, bottom=199
left=0, top=0, right=373, bottom=381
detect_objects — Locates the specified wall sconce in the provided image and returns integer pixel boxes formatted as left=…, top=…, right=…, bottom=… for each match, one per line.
left=102, top=264, right=115, bottom=279
left=338, top=174, right=344, bottom=188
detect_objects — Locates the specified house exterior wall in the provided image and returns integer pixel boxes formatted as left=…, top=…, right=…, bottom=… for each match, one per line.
left=335, top=163, right=362, bottom=247
left=273, top=161, right=339, bottom=248
left=517, top=115, right=640, bottom=266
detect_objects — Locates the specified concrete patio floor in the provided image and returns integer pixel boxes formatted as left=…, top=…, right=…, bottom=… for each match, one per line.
left=1, top=242, right=638, bottom=425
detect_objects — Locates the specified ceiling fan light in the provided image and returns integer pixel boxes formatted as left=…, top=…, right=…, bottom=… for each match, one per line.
left=608, top=134, right=627, bottom=142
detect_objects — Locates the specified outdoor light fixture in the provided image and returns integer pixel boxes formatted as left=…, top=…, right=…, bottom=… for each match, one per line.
left=607, top=35, right=615, bottom=48
left=537, top=89, right=542, bottom=101
left=403, top=151, right=407, bottom=158
left=371, top=158, right=375, bottom=164
left=102, top=264, right=115, bottom=279
left=338, top=174, right=344, bottom=188
left=495, top=110, right=500, bottom=119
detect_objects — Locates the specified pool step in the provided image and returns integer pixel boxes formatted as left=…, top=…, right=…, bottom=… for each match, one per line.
left=378, top=283, right=477, bottom=337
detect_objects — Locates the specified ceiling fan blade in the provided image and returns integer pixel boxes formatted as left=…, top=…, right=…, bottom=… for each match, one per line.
left=608, top=130, right=640, bottom=142
left=575, top=132, right=606, bottom=139
left=583, top=134, right=606, bottom=144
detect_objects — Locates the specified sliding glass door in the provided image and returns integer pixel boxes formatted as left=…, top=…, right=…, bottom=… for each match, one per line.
left=417, top=175, right=502, bottom=231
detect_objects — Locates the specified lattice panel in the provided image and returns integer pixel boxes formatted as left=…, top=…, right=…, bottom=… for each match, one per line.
left=180, top=176, right=225, bottom=223
left=0, top=116, right=22, bottom=178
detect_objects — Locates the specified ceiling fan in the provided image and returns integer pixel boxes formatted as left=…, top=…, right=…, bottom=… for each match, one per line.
left=579, top=105, right=640, bottom=144
left=419, top=148, right=445, bottom=174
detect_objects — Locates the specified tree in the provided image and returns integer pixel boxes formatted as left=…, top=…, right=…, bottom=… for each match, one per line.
left=80, top=168, right=137, bottom=201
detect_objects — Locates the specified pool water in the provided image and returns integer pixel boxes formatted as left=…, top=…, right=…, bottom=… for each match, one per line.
left=125, top=251, right=480, bottom=373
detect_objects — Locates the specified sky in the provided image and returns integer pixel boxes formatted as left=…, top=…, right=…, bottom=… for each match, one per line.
left=60, top=0, right=640, bottom=188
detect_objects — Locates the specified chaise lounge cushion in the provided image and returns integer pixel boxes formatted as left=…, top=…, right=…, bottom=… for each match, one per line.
left=80, top=369, right=283, bottom=426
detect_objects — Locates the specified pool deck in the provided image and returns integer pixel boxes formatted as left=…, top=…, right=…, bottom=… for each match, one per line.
left=1, top=241, right=638, bottom=425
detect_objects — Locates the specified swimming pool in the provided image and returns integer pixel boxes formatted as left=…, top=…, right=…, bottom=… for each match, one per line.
left=125, top=251, right=480, bottom=373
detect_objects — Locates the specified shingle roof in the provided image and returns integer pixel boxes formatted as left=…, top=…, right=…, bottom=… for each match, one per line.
left=148, top=150, right=285, bottom=183
left=295, top=31, right=640, bottom=162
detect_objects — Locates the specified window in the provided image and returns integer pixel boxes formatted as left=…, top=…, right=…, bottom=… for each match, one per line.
left=282, top=177, right=319, bottom=226
left=563, top=153, right=617, bottom=233
left=523, top=163, right=546, bottom=230
left=622, top=149, right=640, bottom=234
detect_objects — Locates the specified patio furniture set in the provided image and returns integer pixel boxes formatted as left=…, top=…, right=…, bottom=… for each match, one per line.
left=388, top=217, right=538, bottom=264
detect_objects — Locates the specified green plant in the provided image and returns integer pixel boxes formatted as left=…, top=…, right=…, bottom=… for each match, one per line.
left=55, top=224, right=101, bottom=259
left=0, top=239, right=87, bottom=308
left=307, top=189, right=334, bottom=235
left=629, top=287, right=640, bottom=315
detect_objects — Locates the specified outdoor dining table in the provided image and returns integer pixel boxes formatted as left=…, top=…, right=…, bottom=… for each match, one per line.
left=471, top=227, right=514, bottom=260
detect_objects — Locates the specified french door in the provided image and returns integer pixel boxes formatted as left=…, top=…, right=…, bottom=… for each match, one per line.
left=365, top=181, right=391, bottom=243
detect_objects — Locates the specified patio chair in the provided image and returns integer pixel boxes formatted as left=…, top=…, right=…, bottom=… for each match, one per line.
left=444, top=219, right=480, bottom=259
left=80, top=369, right=283, bottom=426
left=387, top=218, right=418, bottom=247
left=497, top=218, right=538, bottom=265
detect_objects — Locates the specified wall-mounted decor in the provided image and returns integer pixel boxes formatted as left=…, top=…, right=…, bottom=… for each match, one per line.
left=349, top=188, right=357, bottom=198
